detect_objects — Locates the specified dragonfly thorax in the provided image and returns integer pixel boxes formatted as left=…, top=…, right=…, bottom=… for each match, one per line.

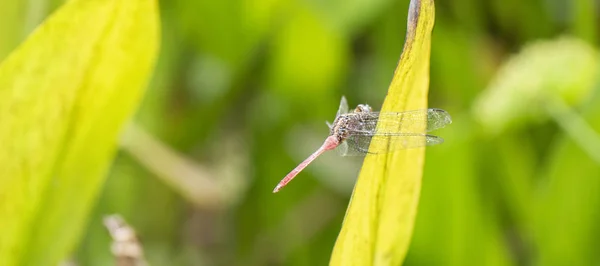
left=330, top=114, right=363, bottom=142
left=330, top=104, right=375, bottom=142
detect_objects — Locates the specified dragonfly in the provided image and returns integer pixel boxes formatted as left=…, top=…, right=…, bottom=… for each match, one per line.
left=272, top=96, right=452, bottom=193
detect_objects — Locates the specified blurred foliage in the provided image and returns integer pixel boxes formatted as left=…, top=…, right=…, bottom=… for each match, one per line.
left=1, top=0, right=600, bottom=265
left=0, top=0, right=158, bottom=265
left=474, top=37, right=599, bottom=134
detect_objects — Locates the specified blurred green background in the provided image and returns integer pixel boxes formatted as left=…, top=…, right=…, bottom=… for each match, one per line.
left=2, top=0, right=600, bottom=265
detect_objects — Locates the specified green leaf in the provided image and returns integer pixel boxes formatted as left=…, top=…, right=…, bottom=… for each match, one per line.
left=330, top=0, right=435, bottom=265
left=0, top=0, right=159, bottom=265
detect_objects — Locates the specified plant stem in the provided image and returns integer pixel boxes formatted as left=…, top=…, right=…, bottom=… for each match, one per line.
left=545, top=96, right=600, bottom=163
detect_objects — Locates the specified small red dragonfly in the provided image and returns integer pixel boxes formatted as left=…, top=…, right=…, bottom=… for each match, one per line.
left=272, top=96, right=452, bottom=193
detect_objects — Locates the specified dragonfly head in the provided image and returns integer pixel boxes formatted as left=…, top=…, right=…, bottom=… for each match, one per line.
left=354, top=104, right=372, bottom=113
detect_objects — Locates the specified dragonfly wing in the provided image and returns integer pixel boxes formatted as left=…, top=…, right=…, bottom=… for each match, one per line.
left=336, top=139, right=368, bottom=156
left=336, top=140, right=348, bottom=156
left=426, top=108, right=453, bottom=131
left=345, top=133, right=444, bottom=155
left=356, top=109, right=452, bottom=133
left=336, top=96, right=349, bottom=117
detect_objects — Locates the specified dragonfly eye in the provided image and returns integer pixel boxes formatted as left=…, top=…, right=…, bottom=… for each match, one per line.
left=355, top=104, right=372, bottom=113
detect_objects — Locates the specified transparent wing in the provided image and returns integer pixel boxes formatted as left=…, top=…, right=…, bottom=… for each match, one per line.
left=336, top=139, right=368, bottom=156
left=335, top=140, right=349, bottom=156
left=336, top=96, right=349, bottom=117
left=338, top=133, right=444, bottom=156
left=326, top=121, right=333, bottom=129
left=352, top=108, right=452, bottom=134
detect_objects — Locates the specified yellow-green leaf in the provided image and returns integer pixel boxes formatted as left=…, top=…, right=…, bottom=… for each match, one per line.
left=0, top=0, right=159, bottom=265
left=330, top=0, right=435, bottom=265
